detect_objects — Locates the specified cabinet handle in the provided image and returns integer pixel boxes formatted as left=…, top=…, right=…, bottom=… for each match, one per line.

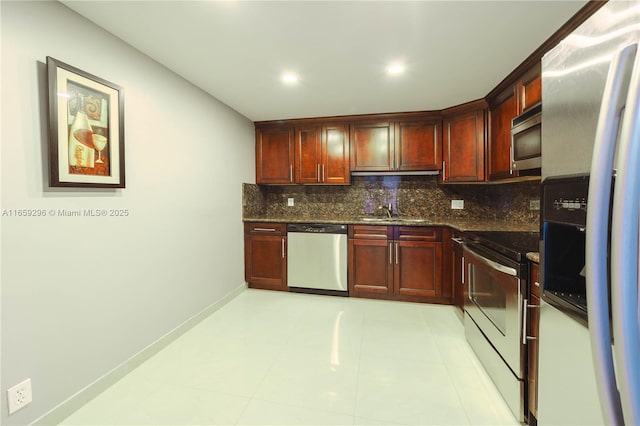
left=451, top=237, right=464, bottom=244
left=461, top=256, right=465, bottom=285
left=522, top=298, right=528, bottom=345
left=395, top=242, right=399, bottom=265
left=534, top=281, right=540, bottom=287
left=322, top=164, right=325, bottom=182
left=282, top=238, right=285, bottom=258
left=442, top=161, right=446, bottom=180
left=389, top=243, right=392, bottom=264
left=290, top=164, right=293, bottom=182
left=317, top=164, right=321, bottom=182
left=254, top=227, right=276, bottom=232
left=522, top=299, right=540, bottom=344
left=510, top=145, right=515, bottom=175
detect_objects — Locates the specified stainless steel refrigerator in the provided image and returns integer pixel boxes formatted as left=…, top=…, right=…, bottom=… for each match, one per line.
left=539, top=1, right=640, bottom=425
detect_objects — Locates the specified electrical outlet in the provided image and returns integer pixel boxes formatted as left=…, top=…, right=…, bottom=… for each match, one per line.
left=287, top=198, right=294, bottom=207
left=530, top=199, right=541, bottom=210
left=451, top=200, right=464, bottom=210
left=7, top=379, right=32, bottom=415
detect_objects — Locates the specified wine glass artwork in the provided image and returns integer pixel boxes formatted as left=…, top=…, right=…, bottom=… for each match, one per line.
left=92, top=134, right=107, bottom=164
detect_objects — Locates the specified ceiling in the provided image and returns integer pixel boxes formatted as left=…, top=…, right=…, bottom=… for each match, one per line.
left=61, top=1, right=588, bottom=122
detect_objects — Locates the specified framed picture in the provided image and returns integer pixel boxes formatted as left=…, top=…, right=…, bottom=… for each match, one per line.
left=47, top=57, right=125, bottom=188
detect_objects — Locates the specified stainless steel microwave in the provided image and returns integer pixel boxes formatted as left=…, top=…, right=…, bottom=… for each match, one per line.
left=511, top=102, right=541, bottom=171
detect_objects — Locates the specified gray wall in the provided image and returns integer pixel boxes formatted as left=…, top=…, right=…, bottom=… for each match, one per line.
left=1, top=1, right=255, bottom=424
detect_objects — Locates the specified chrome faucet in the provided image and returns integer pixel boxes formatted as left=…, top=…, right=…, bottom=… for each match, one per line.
left=382, top=203, right=393, bottom=218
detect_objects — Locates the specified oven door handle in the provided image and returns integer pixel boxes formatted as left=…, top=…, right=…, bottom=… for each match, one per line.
left=465, top=245, right=517, bottom=277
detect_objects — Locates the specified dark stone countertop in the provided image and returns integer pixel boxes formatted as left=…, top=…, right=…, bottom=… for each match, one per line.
left=243, top=215, right=538, bottom=233
left=527, top=252, right=540, bottom=263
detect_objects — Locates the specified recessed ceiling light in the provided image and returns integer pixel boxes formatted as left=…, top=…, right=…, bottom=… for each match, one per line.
left=387, top=62, right=406, bottom=75
left=282, top=72, right=299, bottom=84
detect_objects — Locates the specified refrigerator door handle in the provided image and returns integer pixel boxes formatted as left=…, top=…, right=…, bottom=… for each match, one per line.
left=611, top=44, right=640, bottom=426
left=586, top=42, right=638, bottom=426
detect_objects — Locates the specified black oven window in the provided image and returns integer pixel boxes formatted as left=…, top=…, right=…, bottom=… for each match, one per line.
left=513, top=126, right=541, bottom=160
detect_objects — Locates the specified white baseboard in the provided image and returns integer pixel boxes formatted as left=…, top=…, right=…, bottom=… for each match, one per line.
left=32, top=283, right=247, bottom=426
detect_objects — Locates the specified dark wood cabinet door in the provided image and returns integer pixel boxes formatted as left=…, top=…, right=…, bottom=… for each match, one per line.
left=295, top=126, right=322, bottom=184
left=395, top=121, right=442, bottom=171
left=256, top=127, right=294, bottom=184
left=322, top=124, right=350, bottom=184
left=394, top=241, right=442, bottom=298
left=489, top=91, right=518, bottom=180
left=244, top=234, right=287, bottom=290
left=443, top=109, right=486, bottom=182
left=451, top=234, right=465, bottom=314
left=350, top=122, right=394, bottom=171
left=348, top=238, right=393, bottom=296
left=521, top=73, right=541, bottom=112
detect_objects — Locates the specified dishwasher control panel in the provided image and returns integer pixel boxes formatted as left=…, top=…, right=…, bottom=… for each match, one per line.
left=287, top=224, right=347, bottom=234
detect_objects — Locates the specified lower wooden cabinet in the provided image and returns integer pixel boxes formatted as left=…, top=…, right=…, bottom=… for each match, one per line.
left=348, top=225, right=451, bottom=304
left=528, top=262, right=541, bottom=423
left=244, top=222, right=287, bottom=291
left=450, top=230, right=465, bottom=318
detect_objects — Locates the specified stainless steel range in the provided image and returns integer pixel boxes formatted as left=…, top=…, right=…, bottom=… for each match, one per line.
left=463, top=231, right=539, bottom=422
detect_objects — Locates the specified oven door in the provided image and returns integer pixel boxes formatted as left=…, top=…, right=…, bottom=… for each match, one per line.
left=464, top=243, right=525, bottom=378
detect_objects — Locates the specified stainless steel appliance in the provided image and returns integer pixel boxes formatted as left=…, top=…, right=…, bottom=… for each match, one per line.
left=463, top=231, right=539, bottom=422
left=540, top=1, right=640, bottom=424
left=511, top=102, right=542, bottom=172
left=287, top=223, right=348, bottom=294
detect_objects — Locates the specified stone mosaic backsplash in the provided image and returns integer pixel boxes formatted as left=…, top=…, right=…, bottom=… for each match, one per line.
left=243, top=175, right=540, bottom=227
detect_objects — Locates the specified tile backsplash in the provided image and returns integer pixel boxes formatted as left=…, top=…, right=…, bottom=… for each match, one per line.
left=243, top=176, right=540, bottom=226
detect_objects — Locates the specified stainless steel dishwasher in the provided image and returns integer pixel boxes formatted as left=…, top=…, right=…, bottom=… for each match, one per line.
left=287, top=223, right=348, bottom=295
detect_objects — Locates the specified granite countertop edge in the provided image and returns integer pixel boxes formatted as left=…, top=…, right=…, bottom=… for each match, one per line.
left=243, top=216, right=539, bottom=233
left=526, top=252, right=540, bottom=263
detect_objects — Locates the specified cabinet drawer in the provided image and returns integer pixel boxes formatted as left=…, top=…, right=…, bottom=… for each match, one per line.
left=395, top=226, right=441, bottom=242
left=245, top=222, right=287, bottom=236
left=348, top=225, right=392, bottom=240
left=530, top=262, right=540, bottom=297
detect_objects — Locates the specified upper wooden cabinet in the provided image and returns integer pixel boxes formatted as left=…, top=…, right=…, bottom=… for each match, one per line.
left=442, top=103, right=487, bottom=183
left=294, top=125, right=350, bottom=184
left=519, top=68, right=542, bottom=113
left=256, top=123, right=349, bottom=185
left=350, top=121, right=395, bottom=171
left=256, top=126, right=295, bottom=184
left=489, top=89, right=518, bottom=180
left=488, top=64, right=541, bottom=181
left=395, top=120, right=442, bottom=171
left=350, top=118, right=442, bottom=172
left=322, top=124, right=351, bottom=184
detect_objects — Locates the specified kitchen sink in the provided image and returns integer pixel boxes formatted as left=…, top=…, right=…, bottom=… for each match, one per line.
left=358, top=217, right=430, bottom=224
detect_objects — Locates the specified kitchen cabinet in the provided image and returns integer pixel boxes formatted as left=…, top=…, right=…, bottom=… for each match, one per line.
left=255, top=126, right=295, bottom=184
left=519, top=67, right=542, bottom=112
left=488, top=64, right=541, bottom=181
left=350, top=121, right=395, bottom=172
left=296, top=124, right=350, bottom=184
left=442, top=103, right=487, bottom=182
left=489, top=88, right=518, bottom=180
left=348, top=225, right=449, bottom=303
left=350, top=118, right=442, bottom=172
left=528, top=261, right=541, bottom=424
left=244, top=222, right=287, bottom=291
left=256, top=123, right=349, bottom=185
left=450, top=229, right=465, bottom=319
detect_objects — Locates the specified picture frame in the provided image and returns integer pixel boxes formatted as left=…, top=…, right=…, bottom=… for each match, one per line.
left=47, top=57, right=125, bottom=188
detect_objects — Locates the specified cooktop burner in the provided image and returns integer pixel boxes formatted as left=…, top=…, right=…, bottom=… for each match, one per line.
left=464, top=231, right=540, bottom=262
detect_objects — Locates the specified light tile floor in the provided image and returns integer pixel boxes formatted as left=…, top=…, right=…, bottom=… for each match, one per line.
left=60, top=289, right=520, bottom=425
